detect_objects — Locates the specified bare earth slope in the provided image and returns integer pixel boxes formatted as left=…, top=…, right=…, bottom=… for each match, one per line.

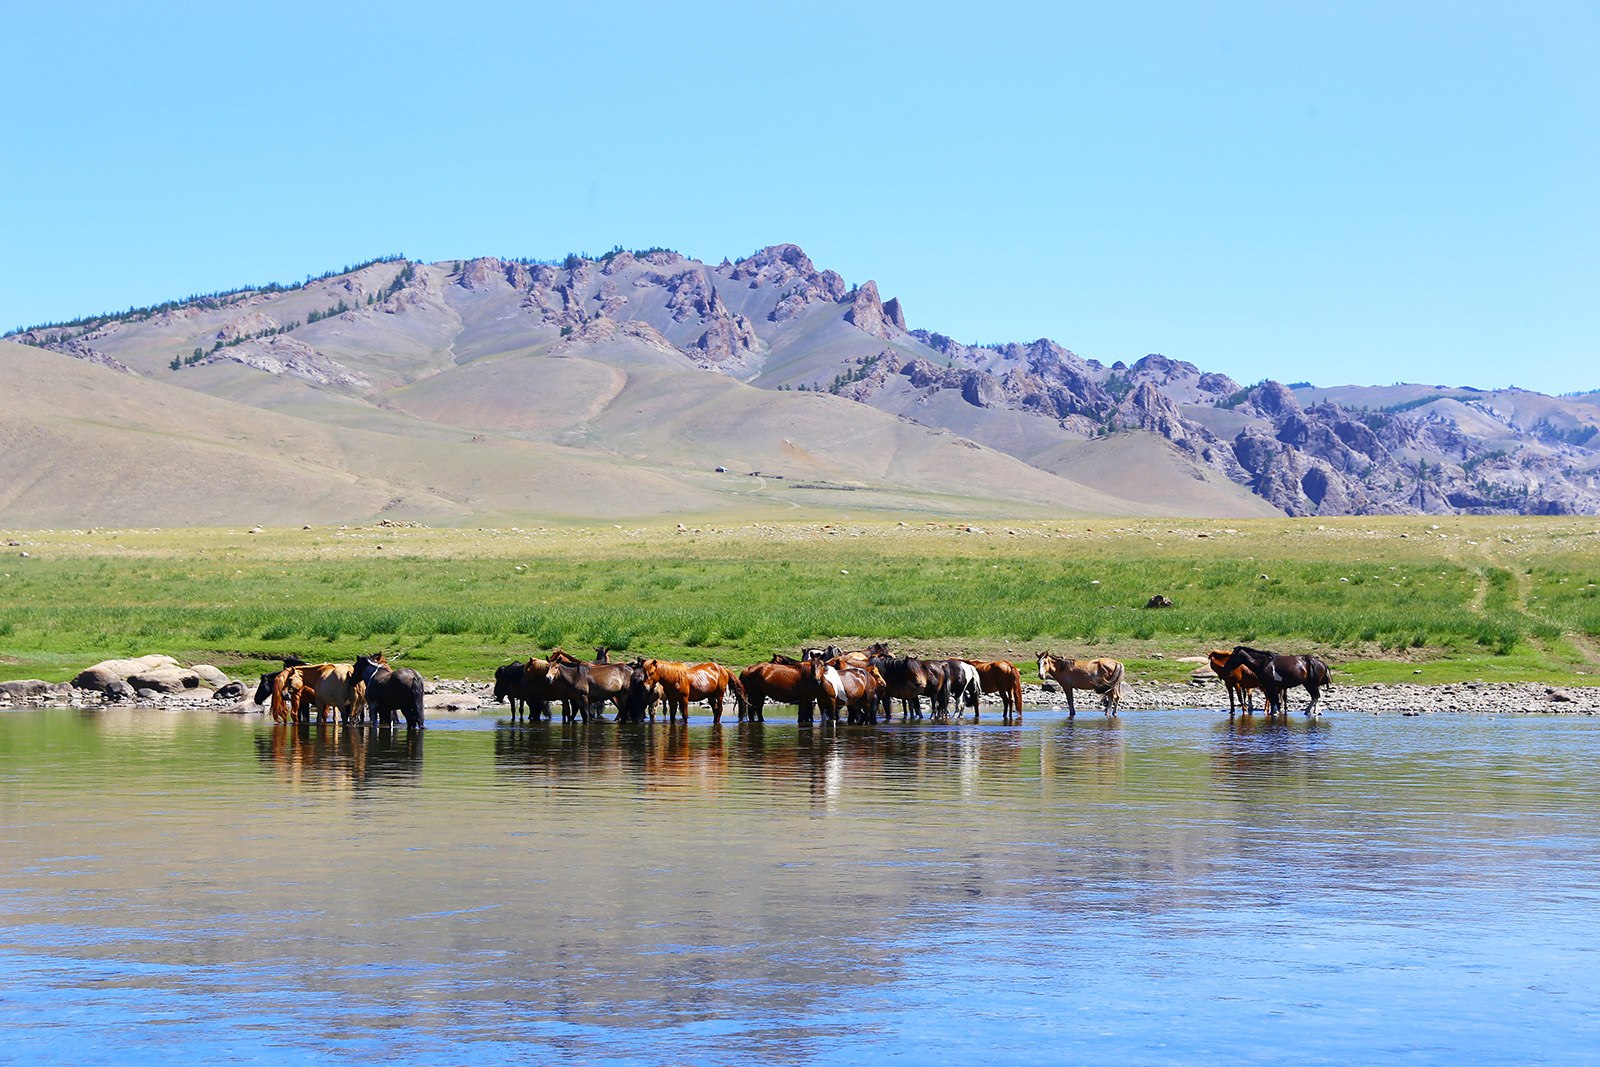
left=0, top=340, right=1153, bottom=526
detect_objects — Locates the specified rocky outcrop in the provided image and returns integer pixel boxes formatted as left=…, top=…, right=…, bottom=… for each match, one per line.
left=0, top=680, right=73, bottom=702
left=883, top=297, right=907, bottom=331
left=844, top=281, right=897, bottom=340
left=690, top=314, right=761, bottom=368
left=1116, top=383, right=1250, bottom=481
left=457, top=257, right=513, bottom=290
left=665, top=270, right=723, bottom=323
left=549, top=317, right=682, bottom=357
left=727, top=245, right=849, bottom=324
left=201, top=337, right=370, bottom=388
left=728, top=244, right=846, bottom=293
left=216, top=312, right=281, bottom=342
left=48, top=338, right=137, bottom=375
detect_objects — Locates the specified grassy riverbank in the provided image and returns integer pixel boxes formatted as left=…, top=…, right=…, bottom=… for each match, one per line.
left=1, top=516, right=1597, bottom=687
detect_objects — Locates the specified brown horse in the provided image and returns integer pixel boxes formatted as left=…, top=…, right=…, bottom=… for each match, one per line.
left=821, top=663, right=885, bottom=724
left=1209, top=648, right=1262, bottom=715
left=966, top=659, right=1025, bottom=723
left=739, top=658, right=830, bottom=724
left=1036, top=652, right=1128, bottom=717
left=542, top=659, right=635, bottom=722
left=868, top=653, right=947, bottom=721
left=270, top=663, right=361, bottom=724
left=640, top=659, right=746, bottom=723
left=1222, top=646, right=1331, bottom=716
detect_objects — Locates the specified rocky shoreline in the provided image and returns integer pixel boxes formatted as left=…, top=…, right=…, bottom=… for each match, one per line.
left=2, top=674, right=1596, bottom=717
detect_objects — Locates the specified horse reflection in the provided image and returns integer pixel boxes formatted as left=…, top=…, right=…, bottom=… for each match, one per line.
left=1209, top=714, right=1328, bottom=794
left=1038, top=716, right=1127, bottom=788
left=255, top=723, right=423, bottom=790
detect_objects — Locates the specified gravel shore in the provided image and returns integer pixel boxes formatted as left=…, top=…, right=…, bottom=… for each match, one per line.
left=4, top=675, right=1597, bottom=717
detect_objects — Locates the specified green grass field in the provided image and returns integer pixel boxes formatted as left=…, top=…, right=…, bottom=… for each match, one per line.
left=2, top=516, right=1598, bottom=687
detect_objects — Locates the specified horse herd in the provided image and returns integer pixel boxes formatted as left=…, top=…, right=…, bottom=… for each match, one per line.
left=257, top=654, right=426, bottom=729
left=249, top=641, right=1331, bottom=731
left=489, top=643, right=1332, bottom=727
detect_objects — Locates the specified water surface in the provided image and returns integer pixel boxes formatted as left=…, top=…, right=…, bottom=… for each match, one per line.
left=2, top=706, right=1597, bottom=1064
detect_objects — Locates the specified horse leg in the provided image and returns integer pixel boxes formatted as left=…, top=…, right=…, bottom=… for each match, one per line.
left=1065, top=687, right=1076, bottom=719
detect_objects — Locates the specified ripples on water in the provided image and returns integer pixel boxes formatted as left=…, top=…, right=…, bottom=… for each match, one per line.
left=2, top=706, right=1598, bottom=1064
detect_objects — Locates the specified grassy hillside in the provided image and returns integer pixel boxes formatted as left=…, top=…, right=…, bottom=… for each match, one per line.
left=2, top=516, right=1596, bottom=688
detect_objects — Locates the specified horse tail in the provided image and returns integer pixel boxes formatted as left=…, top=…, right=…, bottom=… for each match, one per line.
left=728, top=675, right=748, bottom=719
left=409, top=673, right=426, bottom=729
left=1106, top=660, right=1128, bottom=707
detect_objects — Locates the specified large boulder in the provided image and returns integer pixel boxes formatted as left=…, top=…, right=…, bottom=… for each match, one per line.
left=190, top=664, right=232, bottom=688
left=72, top=655, right=180, bottom=692
left=125, top=668, right=202, bottom=694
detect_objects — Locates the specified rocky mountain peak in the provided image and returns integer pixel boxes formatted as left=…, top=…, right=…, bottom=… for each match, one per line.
left=844, top=280, right=901, bottom=340
left=1248, top=379, right=1302, bottom=419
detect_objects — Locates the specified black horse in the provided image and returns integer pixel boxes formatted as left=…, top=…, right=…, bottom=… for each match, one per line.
left=493, top=662, right=550, bottom=723
left=253, top=656, right=308, bottom=706
left=1222, top=646, right=1331, bottom=716
left=616, top=663, right=653, bottom=724
left=354, top=654, right=426, bottom=729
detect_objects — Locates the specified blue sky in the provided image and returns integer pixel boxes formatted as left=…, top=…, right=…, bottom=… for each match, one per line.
left=3, top=2, right=1595, bottom=393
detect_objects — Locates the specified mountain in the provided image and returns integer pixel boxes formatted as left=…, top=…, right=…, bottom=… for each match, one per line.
left=5, top=245, right=1596, bottom=524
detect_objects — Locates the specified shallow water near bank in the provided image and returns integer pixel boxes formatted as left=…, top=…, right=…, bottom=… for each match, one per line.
left=2, top=705, right=1598, bottom=1065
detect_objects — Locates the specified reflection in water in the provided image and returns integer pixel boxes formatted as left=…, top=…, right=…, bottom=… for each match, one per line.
left=1208, top=713, right=1330, bottom=793
left=1039, top=714, right=1126, bottom=791
left=2, top=705, right=1600, bottom=1065
left=254, top=723, right=424, bottom=790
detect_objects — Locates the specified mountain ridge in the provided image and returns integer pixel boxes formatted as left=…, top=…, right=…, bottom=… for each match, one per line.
left=6, top=244, right=1597, bottom=522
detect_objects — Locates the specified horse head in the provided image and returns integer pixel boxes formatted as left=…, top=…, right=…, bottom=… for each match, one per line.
left=354, top=654, right=382, bottom=685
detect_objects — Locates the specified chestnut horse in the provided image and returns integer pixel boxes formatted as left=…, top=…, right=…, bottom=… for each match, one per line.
left=640, top=659, right=746, bottom=723
left=270, top=663, right=361, bottom=725
left=966, top=659, right=1025, bottom=723
left=1036, top=652, right=1128, bottom=717
left=739, top=658, right=830, bottom=724
left=1209, top=648, right=1261, bottom=715
left=822, top=663, right=886, bottom=724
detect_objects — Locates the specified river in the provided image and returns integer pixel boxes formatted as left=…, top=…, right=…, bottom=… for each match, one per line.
left=2, top=705, right=1597, bottom=1064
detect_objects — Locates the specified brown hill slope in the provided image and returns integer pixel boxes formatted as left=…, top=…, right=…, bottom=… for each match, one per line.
left=0, top=341, right=1163, bottom=526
